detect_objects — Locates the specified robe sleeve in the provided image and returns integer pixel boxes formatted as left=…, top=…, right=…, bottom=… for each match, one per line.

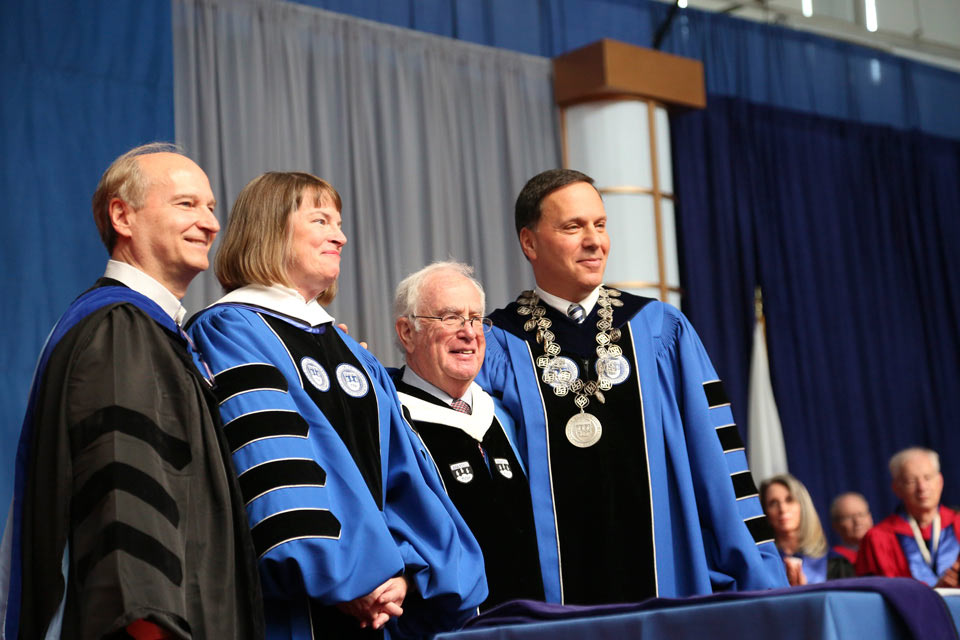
left=660, top=306, right=788, bottom=591
left=188, top=306, right=407, bottom=604
left=35, top=305, right=204, bottom=638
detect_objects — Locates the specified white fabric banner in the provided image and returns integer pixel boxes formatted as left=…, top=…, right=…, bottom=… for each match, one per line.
left=747, top=319, right=788, bottom=483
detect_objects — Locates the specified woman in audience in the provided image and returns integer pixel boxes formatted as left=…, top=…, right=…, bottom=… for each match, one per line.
left=760, top=473, right=854, bottom=585
left=187, top=171, right=486, bottom=638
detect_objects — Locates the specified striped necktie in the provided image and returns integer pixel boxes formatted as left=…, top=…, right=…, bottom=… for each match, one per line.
left=567, top=303, right=585, bottom=324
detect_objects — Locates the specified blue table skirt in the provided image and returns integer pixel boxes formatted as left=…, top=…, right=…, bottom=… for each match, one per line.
left=438, top=592, right=960, bottom=640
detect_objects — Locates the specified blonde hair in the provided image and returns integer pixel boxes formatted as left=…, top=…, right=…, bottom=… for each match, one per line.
left=215, top=172, right=342, bottom=305
left=760, top=473, right=828, bottom=557
left=91, top=142, right=183, bottom=252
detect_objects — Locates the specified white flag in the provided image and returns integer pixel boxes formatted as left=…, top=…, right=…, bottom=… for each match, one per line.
left=747, top=318, right=788, bottom=483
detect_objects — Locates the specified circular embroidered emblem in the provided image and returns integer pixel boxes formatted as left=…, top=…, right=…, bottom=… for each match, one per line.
left=335, top=363, right=369, bottom=398
left=543, top=356, right=579, bottom=390
left=300, top=357, right=330, bottom=392
left=595, top=355, right=630, bottom=385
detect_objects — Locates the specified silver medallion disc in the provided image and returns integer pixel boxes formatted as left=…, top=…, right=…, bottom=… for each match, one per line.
left=565, top=412, right=602, bottom=448
left=595, top=355, right=630, bottom=385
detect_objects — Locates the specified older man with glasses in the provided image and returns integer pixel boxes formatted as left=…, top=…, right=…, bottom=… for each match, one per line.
left=857, top=447, right=960, bottom=587
left=393, top=261, right=545, bottom=610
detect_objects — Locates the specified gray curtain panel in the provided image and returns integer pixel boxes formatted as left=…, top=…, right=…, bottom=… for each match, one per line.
left=173, top=0, right=561, bottom=361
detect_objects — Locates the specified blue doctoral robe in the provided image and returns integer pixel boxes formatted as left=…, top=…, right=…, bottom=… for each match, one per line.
left=188, top=297, right=486, bottom=638
left=476, top=290, right=787, bottom=602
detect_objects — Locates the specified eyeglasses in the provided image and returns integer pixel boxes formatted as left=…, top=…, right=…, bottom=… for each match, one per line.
left=412, top=314, right=494, bottom=331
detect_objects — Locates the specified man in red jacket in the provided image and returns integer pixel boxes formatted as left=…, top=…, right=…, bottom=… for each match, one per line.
left=857, top=447, right=959, bottom=587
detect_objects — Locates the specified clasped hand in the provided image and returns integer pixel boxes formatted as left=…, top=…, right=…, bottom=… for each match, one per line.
left=336, top=576, right=408, bottom=630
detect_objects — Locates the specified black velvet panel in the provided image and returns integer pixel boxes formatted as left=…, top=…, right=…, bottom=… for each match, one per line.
left=76, top=521, right=182, bottom=586
left=70, top=405, right=191, bottom=470
left=237, top=458, right=327, bottom=505
left=250, top=509, right=342, bottom=558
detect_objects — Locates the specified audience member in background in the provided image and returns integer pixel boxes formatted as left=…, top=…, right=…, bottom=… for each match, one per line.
left=830, top=492, right=873, bottom=566
left=187, top=172, right=486, bottom=638
left=392, top=261, right=545, bottom=611
left=761, top=474, right=854, bottom=585
left=857, top=447, right=960, bottom=587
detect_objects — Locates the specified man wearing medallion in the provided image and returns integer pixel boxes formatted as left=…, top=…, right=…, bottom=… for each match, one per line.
left=391, top=261, right=545, bottom=611
left=857, top=447, right=960, bottom=586
left=476, top=168, right=787, bottom=605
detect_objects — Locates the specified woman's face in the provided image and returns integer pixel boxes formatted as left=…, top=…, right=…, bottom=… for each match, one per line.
left=763, top=482, right=802, bottom=537
left=285, top=190, right=346, bottom=300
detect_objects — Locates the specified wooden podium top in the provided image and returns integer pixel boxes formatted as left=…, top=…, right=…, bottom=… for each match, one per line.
left=553, top=39, right=706, bottom=109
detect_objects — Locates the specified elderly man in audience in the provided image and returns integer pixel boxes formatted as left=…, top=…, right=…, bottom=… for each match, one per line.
left=830, top=492, right=873, bottom=565
left=857, top=447, right=960, bottom=587
left=392, top=261, right=545, bottom=610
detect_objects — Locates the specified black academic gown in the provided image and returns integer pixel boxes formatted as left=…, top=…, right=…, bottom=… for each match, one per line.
left=6, top=281, right=263, bottom=639
left=393, top=371, right=544, bottom=610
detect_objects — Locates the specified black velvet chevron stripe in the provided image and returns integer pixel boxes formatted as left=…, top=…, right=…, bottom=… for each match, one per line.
left=238, top=459, right=327, bottom=504
left=716, top=424, right=745, bottom=452
left=703, top=380, right=730, bottom=408
left=745, top=514, right=776, bottom=545
left=251, top=509, right=342, bottom=558
left=76, top=521, right=182, bottom=586
left=213, top=363, right=288, bottom=403
left=70, top=406, right=191, bottom=471
left=73, top=462, right=180, bottom=527
left=223, top=410, right=309, bottom=452
left=731, top=470, right=759, bottom=499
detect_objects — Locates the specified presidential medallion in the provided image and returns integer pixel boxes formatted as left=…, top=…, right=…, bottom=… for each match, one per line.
left=565, top=412, right=602, bottom=448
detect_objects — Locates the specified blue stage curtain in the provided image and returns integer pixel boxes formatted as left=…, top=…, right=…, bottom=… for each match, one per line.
left=0, top=0, right=174, bottom=525
left=671, top=96, right=960, bottom=524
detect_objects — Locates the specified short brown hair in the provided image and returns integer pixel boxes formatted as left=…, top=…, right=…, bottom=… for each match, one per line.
left=216, top=171, right=343, bottom=305
left=91, top=142, right=183, bottom=252
left=514, top=168, right=596, bottom=238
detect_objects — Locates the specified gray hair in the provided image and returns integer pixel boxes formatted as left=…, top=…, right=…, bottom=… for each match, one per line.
left=393, top=261, right=486, bottom=350
left=889, top=447, right=940, bottom=481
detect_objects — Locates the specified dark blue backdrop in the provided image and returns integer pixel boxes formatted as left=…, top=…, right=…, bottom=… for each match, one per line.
left=672, top=97, right=960, bottom=524
left=0, top=1, right=174, bottom=520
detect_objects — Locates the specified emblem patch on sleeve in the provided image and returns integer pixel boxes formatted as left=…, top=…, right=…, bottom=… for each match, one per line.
left=494, top=458, right=513, bottom=479
left=450, top=461, right=474, bottom=484
left=335, top=364, right=369, bottom=398
left=300, top=357, right=330, bottom=392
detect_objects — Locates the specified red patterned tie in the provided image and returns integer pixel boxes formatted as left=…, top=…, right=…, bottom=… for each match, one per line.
left=450, top=398, right=472, bottom=414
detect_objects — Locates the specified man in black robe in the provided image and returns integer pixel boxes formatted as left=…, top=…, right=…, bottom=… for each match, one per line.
left=392, top=261, right=544, bottom=610
left=1, top=143, right=263, bottom=639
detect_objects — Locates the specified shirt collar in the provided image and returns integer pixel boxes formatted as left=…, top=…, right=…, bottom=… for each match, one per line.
left=104, top=260, right=186, bottom=325
left=213, top=283, right=335, bottom=327
left=535, top=285, right=601, bottom=317
left=401, top=366, right=473, bottom=408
